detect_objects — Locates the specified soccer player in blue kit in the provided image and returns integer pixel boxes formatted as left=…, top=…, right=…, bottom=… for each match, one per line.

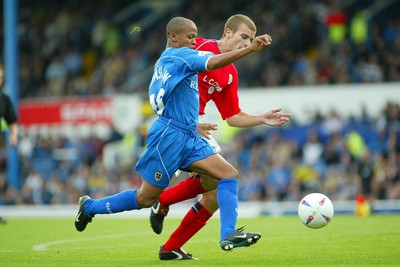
left=74, top=16, right=275, bottom=255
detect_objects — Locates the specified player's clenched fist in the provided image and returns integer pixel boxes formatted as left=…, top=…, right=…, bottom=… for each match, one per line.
left=251, top=34, right=272, bottom=51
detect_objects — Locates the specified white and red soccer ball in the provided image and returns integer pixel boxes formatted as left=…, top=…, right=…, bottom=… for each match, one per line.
left=298, top=193, right=334, bottom=229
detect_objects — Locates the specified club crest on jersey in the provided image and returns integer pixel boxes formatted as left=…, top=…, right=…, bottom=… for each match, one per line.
left=155, top=172, right=162, bottom=181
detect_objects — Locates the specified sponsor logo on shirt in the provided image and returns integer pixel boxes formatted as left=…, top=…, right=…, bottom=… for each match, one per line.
left=202, top=75, right=222, bottom=93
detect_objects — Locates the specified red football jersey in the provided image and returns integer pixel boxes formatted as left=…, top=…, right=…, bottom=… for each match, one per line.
left=195, top=38, right=241, bottom=120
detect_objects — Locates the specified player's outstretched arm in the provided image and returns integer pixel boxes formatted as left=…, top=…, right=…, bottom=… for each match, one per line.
left=226, top=108, right=291, bottom=128
left=207, top=34, right=272, bottom=70
left=260, top=108, right=291, bottom=126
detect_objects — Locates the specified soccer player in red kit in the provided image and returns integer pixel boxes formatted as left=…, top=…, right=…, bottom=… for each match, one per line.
left=151, top=14, right=291, bottom=260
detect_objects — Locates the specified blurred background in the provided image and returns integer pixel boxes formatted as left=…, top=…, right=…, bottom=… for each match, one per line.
left=0, top=0, right=399, bottom=215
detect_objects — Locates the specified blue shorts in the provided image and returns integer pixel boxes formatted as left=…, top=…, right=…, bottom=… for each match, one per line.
left=135, top=117, right=216, bottom=188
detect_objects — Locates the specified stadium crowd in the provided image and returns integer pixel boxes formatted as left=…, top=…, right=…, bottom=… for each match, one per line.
left=9, top=0, right=400, bottom=98
left=0, top=100, right=399, bottom=205
left=0, top=0, right=399, bottom=206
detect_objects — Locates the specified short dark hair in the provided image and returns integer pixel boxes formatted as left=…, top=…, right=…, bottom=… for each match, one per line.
left=224, top=14, right=256, bottom=35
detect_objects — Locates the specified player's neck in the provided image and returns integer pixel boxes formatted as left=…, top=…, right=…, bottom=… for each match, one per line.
left=216, top=39, right=228, bottom=54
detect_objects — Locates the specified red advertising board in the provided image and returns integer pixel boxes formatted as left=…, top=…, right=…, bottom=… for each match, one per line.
left=19, top=97, right=113, bottom=126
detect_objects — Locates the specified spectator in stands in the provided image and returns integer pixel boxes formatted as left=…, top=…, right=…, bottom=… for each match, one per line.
left=302, top=129, right=324, bottom=167
left=349, top=9, right=369, bottom=47
left=265, top=157, right=292, bottom=201
left=325, top=2, right=347, bottom=45
left=2, top=0, right=399, bottom=207
left=0, top=64, right=19, bottom=223
left=13, top=0, right=400, bottom=97
left=356, top=148, right=376, bottom=212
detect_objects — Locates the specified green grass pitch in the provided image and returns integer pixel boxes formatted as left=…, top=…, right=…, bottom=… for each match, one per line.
left=0, top=214, right=399, bottom=266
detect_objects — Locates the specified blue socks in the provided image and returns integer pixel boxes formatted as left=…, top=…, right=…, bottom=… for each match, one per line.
left=82, top=180, right=239, bottom=241
left=217, top=178, right=238, bottom=240
left=85, top=189, right=140, bottom=217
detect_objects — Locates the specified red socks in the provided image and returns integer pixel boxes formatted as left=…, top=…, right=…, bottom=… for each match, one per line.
left=159, top=175, right=206, bottom=206
left=159, top=176, right=211, bottom=250
left=164, top=202, right=212, bottom=251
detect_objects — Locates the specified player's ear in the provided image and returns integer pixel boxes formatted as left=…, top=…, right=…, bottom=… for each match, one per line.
left=170, top=32, right=178, bottom=42
left=225, top=28, right=233, bottom=39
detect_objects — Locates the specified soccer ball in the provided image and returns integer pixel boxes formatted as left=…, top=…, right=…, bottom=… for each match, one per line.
left=298, top=193, right=334, bottom=229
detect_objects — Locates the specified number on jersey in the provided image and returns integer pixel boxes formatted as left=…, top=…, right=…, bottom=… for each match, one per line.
left=149, top=88, right=165, bottom=115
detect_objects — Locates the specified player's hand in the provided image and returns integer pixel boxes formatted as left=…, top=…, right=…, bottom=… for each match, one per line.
left=9, top=132, right=18, bottom=146
left=197, top=122, right=218, bottom=140
left=251, top=34, right=272, bottom=51
left=261, top=108, right=291, bottom=126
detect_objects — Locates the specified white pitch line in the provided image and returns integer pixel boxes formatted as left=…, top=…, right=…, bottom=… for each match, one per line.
left=33, top=233, right=134, bottom=251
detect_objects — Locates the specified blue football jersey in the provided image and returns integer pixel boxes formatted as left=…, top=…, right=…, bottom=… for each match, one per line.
left=148, top=47, right=213, bottom=129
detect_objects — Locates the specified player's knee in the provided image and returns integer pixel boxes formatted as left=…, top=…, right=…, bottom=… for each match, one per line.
left=135, top=191, right=158, bottom=208
left=228, top=167, right=239, bottom=179
left=218, top=168, right=238, bottom=180
left=218, top=165, right=239, bottom=179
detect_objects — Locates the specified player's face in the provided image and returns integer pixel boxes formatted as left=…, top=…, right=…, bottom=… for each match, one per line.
left=228, top=24, right=256, bottom=51
left=174, top=24, right=198, bottom=49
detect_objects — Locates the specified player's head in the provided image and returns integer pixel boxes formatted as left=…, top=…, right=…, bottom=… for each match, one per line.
left=222, top=14, right=257, bottom=51
left=166, top=17, right=198, bottom=49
